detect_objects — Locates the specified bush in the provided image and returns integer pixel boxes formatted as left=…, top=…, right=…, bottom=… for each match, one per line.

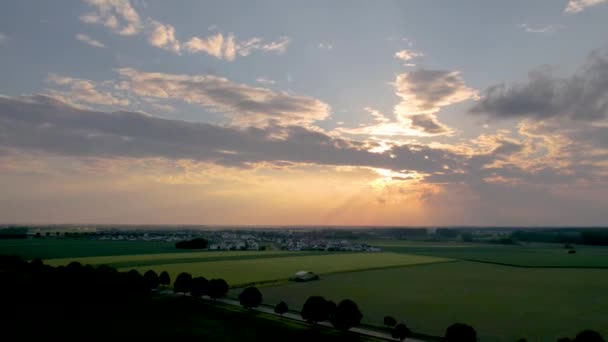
left=173, top=272, right=193, bottom=294
left=384, top=315, right=397, bottom=328
left=392, top=323, right=412, bottom=341
left=330, top=299, right=362, bottom=330
left=175, top=238, right=209, bottom=249
left=274, top=301, right=288, bottom=316
left=238, top=286, right=263, bottom=309
left=445, top=323, right=477, bottom=342
left=208, top=278, right=229, bottom=299
left=301, top=296, right=333, bottom=324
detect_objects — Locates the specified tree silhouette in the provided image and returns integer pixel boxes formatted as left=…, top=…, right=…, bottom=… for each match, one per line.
left=392, top=323, right=412, bottom=341
left=445, top=323, right=477, bottom=342
left=159, top=271, right=170, bottom=287
left=190, top=276, right=208, bottom=298
left=238, top=286, right=263, bottom=309
left=173, top=272, right=192, bottom=294
left=143, top=270, right=159, bottom=289
left=208, top=278, right=229, bottom=299
left=301, top=296, right=333, bottom=324
left=330, top=299, right=362, bottom=330
left=575, top=330, right=605, bottom=342
left=384, top=316, right=397, bottom=328
left=274, top=301, right=288, bottom=316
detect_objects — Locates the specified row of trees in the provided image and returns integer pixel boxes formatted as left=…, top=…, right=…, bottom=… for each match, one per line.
left=172, top=272, right=229, bottom=299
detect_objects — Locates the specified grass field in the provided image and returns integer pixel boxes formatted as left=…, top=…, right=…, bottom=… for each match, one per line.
left=121, top=252, right=451, bottom=286
left=44, top=250, right=332, bottom=268
left=0, top=239, right=185, bottom=259
left=261, top=261, right=608, bottom=342
left=367, top=240, right=608, bottom=267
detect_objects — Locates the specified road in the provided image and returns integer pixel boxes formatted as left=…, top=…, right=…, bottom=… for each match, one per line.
left=161, top=290, right=424, bottom=341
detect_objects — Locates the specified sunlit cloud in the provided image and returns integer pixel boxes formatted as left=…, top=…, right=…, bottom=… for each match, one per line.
left=81, top=0, right=142, bottom=36
left=46, top=73, right=128, bottom=106
left=117, top=68, right=330, bottom=127
left=565, top=0, right=607, bottom=13
left=147, top=20, right=180, bottom=54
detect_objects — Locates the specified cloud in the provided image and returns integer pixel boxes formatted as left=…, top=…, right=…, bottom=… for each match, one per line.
left=185, top=33, right=230, bottom=59
left=0, top=94, right=462, bottom=175
left=117, top=68, right=330, bottom=127
left=47, top=73, right=129, bottom=106
left=75, top=33, right=105, bottom=48
left=338, top=68, right=476, bottom=138
left=150, top=103, right=176, bottom=113
left=81, top=0, right=142, bottom=36
left=519, top=24, right=561, bottom=34
left=0, top=33, right=7, bottom=44
left=256, top=78, right=276, bottom=85
left=565, top=0, right=607, bottom=13
left=235, top=36, right=290, bottom=56
left=393, top=68, right=478, bottom=135
left=318, top=42, right=333, bottom=50
left=147, top=20, right=180, bottom=53
left=470, top=50, right=608, bottom=121
left=183, top=33, right=288, bottom=60
left=394, top=49, right=424, bottom=62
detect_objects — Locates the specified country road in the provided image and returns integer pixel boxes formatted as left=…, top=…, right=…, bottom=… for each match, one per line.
left=161, top=290, right=424, bottom=342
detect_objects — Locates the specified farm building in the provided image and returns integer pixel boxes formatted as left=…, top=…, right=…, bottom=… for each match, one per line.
left=291, top=270, right=319, bottom=282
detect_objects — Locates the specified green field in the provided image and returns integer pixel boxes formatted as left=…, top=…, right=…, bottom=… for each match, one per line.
left=44, top=250, right=333, bottom=268
left=120, top=252, right=451, bottom=286
left=261, top=261, right=608, bottom=342
left=368, top=240, right=608, bottom=267
left=0, top=239, right=185, bottom=259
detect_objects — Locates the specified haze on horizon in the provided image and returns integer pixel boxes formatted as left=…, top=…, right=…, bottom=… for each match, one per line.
left=1, top=0, right=608, bottom=226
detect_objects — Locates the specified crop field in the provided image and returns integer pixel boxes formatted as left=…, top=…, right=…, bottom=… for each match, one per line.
left=261, top=261, right=608, bottom=342
left=367, top=240, right=608, bottom=267
left=0, top=239, right=184, bottom=259
left=120, top=252, right=452, bottom=286
left=44, top=250, right=326, bottom=268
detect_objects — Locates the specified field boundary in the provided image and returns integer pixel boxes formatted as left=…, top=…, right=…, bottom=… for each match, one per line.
left=232, top=259, right=458, bottom=288
left=457, top=258, right=608, bottom=269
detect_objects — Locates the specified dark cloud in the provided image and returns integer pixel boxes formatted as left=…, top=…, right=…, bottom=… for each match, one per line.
left=0, top=94, right=460, bottom=174
left=409, top=114, right=450, bottom=135
left=470, top=50, right=608, bottom=121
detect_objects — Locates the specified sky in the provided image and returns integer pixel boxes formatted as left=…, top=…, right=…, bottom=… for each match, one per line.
left=1, top=0, right=608, bottom=226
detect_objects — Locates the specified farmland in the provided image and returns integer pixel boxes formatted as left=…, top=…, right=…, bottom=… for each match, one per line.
left=4, top=237, right=608, bottom=341
left=119, top=252, right=451, bottom=286
left=0, top=239, right=184, bottom=259
left=368, top=240, right=608, bottom=267
left=261, top=261, right=608, bottom=341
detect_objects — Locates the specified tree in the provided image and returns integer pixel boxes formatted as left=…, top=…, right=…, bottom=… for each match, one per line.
left=301, top=296, right=333, bottom=324
left=392, top=323, right=412, bottom=342
left=173, top=272, right=192, bottom=294
left=274, top=301, right=288, bottom=316
left=445, top=323, right=477, bottom=342
left=238, top=286, right=263, bottom=309
left=331, top=299, right=362, bottom=330
left=384, top=316, right=397, bottom=328
left=190, top=276, right=208, bottom=298
left=143, top=270, right=159, bottom=289
left=557, top=338, right=573, bottom=342
left=159, top=271, right=170, bottom=286
left=208, top=278, right=229, bottom=299
left=575, top=330, right=605, bottom=342
left=517, top=339, right=528, bottom=342
left=175, top=238, right=209, bottom=249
